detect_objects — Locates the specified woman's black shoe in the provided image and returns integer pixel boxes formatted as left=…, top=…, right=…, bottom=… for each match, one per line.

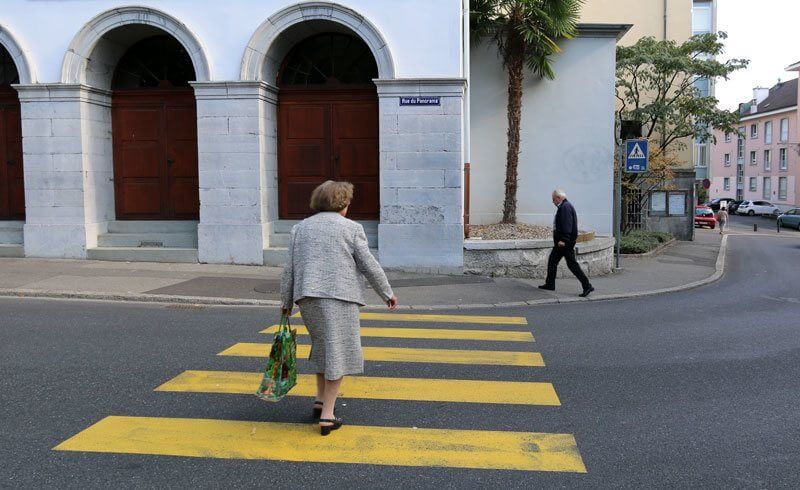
left=319, top=417, right=343, bottom=436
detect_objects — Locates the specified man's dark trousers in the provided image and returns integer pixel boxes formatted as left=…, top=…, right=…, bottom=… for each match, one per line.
left=544, top=243, right=591, bottom=290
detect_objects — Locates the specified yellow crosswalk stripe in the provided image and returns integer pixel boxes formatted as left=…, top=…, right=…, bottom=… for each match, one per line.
left=292, top=312, right=528, bottom=325
left=54, top=416, right=586, bottom=472
left=156, top=370, right=560, bottom=406
left=261, top=325, right=534, bottom=342
left=219, top=343, right=545, bottom=367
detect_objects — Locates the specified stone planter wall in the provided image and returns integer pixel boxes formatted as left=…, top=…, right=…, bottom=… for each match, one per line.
left=464, top=237, right=615, bottom=278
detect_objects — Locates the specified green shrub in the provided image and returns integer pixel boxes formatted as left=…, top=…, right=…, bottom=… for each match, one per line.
left=620, top=231, right=673, bottom=254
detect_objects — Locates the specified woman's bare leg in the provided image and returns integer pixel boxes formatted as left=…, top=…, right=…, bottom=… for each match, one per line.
left=315, top=373, right=325, bottom=402
left=320, top=377, right=343, bottom=423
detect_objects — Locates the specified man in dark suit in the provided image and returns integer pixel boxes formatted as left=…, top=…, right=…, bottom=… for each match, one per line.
left=539, top=189, right=594, bottom=297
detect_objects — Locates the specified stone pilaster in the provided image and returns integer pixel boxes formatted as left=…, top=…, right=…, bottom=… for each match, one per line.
left=374, top=79, right=467, bottom=268
left=191, top=81, right=277, bottom=265
left=14, top=84, right=114, bottom=258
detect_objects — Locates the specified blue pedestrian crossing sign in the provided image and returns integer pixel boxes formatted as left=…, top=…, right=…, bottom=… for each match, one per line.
left=625, top=139, right=649, bottom=173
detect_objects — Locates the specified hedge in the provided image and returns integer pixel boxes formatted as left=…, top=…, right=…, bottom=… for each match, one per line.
left=620, top=231, right=674, bottom=254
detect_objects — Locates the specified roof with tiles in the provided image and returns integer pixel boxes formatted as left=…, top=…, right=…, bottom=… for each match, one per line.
left=739, top=78, right=797, bottom=117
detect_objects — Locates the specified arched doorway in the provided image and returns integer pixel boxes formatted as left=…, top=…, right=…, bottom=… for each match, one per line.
left=111, top=35, right=199, bottom=220
left=0, top=44, right=23, bottom=220
left=277, top=33, right=379, bottom=219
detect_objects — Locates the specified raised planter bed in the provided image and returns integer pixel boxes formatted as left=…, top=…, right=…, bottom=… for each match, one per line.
left=464, top=235, right=614, bottom=278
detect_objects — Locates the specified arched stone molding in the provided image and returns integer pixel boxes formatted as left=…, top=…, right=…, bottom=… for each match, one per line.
left=61, top=5, right=211, bottom=88
left=240, top=2, right=396, bottom=83
left=0, top=25, right=35, bottom=83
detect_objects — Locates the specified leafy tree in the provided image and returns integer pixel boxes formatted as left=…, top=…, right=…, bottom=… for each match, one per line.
left=615, top=33, right=748, bottom=230
left=472, top=0, right=583, bottom=223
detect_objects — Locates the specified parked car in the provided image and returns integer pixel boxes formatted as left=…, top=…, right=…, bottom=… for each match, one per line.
left=777, top=208, right=800, bottom=230
left=708, top=197, right=736, bottom=211
left=736, top=200, right=781, bottom=217
left=728, top=200, right=744, bottom=214
left=694, top=206, right=716, bottom=229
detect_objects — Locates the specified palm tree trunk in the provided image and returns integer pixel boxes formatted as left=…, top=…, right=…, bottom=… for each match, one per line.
left=502, top=36, right=525, bottom=224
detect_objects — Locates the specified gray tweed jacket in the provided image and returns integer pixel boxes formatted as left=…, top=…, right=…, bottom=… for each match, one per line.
left=280, top=212, right=394, bottom=307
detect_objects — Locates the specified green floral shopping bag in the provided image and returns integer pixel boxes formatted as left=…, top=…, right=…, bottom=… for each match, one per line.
left=255, top=314, right=297, bottom=402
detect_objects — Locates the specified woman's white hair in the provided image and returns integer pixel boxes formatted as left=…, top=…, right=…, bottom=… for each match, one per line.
left=553, top=189, right=567, bottom=199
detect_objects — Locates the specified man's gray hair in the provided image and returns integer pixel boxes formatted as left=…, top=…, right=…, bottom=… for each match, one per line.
left=553, top=189, right=567, bottom=198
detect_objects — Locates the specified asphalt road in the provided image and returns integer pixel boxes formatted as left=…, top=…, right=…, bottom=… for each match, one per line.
left=1, top=224, right=798, bottom=488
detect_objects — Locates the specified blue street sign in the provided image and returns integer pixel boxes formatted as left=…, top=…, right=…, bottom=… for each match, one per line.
left=625, top=139, right=649, bottom=173
left=400, top=96, right=440, bottom=106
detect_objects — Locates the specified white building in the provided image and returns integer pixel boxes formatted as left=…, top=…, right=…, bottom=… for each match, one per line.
left=0, top=0, right=626, bottom=268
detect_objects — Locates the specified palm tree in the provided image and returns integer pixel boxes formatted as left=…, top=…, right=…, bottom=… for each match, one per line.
left=471, top=0, right=583, bottom=223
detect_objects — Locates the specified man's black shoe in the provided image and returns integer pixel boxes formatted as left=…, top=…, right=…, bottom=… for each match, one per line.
left=579, top=286, right=594, bottom=298
left=538, top=285, right=555, bottom=291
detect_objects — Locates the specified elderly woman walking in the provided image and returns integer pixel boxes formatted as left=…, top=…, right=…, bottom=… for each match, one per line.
left=280, top=180, right=397, bottom=436
left=716, top=207, right=729, bottom=234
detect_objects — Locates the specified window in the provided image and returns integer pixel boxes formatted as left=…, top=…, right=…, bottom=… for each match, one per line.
left=779, top=177, right=788, bottom=200
left=112, top=36, right=196, bottom=89
left=750, top=150, right=757, bottom=165
left=725, top=133, right=732, bottom=143
left=749, top=177, right=757, bottom=192
left=750, top=124, right=758, bottom=139
left=765, top=121, right=773, bottom=144
left=278, top=33, right=379, bottom=86
left=724, top=153, right=731, bottom=166
left=780, top=118, right=789, bottom=142
left=694, top=77, right=710, bottom=98
left=737, top=129, right=745, bottom=159
left=779, top=148, right=788, bottom=170
left=692, top=1, right=713, bottom=35
left=763, top=177, right=772, bottom=199
left=724, top=178, right=730, bottom=191
left=764, top=150, right=771, bottom=171
left=0, top=47, right=20, bottom=84
left=695, top=142, right=708, bottom=167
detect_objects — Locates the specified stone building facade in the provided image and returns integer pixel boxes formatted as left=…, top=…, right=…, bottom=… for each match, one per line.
left=0, top=0, right=625, bottom=269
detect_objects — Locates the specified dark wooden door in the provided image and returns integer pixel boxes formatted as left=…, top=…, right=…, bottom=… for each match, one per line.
left=112, top=89, right=198, bottom=220
left=278, top=89, right=378, bottom=219
left=0, top=87, right=24, bottom=220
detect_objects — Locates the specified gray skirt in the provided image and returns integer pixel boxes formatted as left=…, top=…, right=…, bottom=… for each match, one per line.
left=297, top=297, right=363, bottom=380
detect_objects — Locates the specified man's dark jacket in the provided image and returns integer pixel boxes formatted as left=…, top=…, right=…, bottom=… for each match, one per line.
left=553, top=199, right=579, bottom=245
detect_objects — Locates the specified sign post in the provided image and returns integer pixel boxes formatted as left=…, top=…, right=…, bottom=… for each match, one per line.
left=616, top=138, right=650, bottom=268
left=615, top=143, right=623, bottom=269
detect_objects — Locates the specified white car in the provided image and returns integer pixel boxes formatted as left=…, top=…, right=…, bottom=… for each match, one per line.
left=736, top=200, right=781, bottom=217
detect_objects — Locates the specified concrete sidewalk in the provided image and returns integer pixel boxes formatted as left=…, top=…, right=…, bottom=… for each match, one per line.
left=0, top=230, right=725, bottom=309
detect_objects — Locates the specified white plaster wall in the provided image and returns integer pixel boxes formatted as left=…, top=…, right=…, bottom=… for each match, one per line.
left=0, top=0, right=463, bottom=82
left=470, top=36, right=617, bottom=235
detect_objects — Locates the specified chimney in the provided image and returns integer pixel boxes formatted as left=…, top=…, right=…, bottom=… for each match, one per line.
left=752, top=87, right=770, bottom=109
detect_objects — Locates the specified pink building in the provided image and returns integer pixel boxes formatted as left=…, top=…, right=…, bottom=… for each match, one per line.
left=711, top=77, right=798, bottom=209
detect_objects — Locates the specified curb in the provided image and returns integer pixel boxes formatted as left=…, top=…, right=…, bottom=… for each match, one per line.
left=0, top=236, right=728, bottom=310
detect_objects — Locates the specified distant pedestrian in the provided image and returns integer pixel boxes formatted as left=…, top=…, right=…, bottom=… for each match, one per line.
left=280, top=180, right=397, bottom=436
left=716, top=208, right=729, bottom=234
left=539, top=189, right=594, bottom=297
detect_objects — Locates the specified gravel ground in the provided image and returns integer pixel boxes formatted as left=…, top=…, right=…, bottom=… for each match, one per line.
left=468, top=223, right=552, bottom=240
